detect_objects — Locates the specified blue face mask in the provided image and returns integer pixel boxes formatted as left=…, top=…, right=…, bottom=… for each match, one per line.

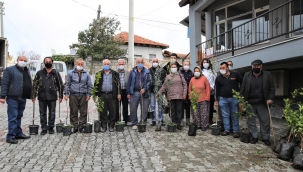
left=103, top=65, right=110, bottom=71
left=137, top=63, right=144, bottom=69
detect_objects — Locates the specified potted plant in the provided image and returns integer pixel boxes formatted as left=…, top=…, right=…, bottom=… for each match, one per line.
left=82, top=101, right=93, bottom=133
left=210, top=106, right=221, bottom=136
left=232, top=89, right=256, bottom=143
left=91, top=72, right=103, bottom=133
left=62, top=100, right=73, bottom=136
left=56, top=82, right=64, bottom=133
left=29, top=75, right=41, bottom=135
left=116, top=99, right=125, bottom=132
left=167, top=102, right=177, bottom=132
left=188, top=87, right=200, bottom=136
left=137, top=94, right=147, bottom=133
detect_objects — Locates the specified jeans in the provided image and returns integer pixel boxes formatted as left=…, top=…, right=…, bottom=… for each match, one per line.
left=218, top=97, right=239, bottom=133
left=6, top=98, right=26, bottom=140
left=129, top=91, right=150, bottom=126
left=39, top=100, right=56, bottom=130
left=150, top=93, right=163, bottom=122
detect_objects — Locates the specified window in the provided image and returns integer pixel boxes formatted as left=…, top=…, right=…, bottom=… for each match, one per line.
left=149, top=54, right=156, bottom=60
left=134, top=55, right=142, bottom=58
left=290, top=0, right=303, bottom=36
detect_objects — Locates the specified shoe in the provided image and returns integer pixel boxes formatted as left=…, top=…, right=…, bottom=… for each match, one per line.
left=100, top=127, right=107, bottom=132
left=201, top=127, right=206, bottom=131
left=150, top=121, right=156, bottom=126
left=15, top=134, right=30, bottom=139
left=132, top=126, right=137, bottom=130
left=197, top=126, right=202, bottom=129
left=220, top=131, right=229, bottom=136
left=40, top=130, right=47, bottom=135
left=186, top=118, right=190, bottom=126
left=109, top=127, right=114, bottom=132
left=48, top=129, right=54, bottom=134
left=250, top=137, right=258, bottom=144
left=6, top=138, right=18, bottom=144
left=233, top=133, right=240, bottom=138
left=161, top=121, right=165, bottom=126
left=262, top=140, right=271, bottom=146
left=177, top=124, right=181, bottom=130
left=72, top=129, right=78, bottom=134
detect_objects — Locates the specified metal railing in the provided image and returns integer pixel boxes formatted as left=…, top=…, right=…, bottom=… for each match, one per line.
left=196, top=0, right=303, bottom=59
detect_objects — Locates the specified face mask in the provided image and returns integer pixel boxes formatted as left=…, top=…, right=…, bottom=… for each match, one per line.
left=18, top=61, right=27, bottom=68
left=252, top=68, right=261, bottom=74
left=152, top=63, right=158, bottom=68
left=171, top=68, right=177, bottom=73
left=229, top=66, right=233, bottom=70
left=203, top=63, right=209, bottom=69
left=194, top=72, right=201, bottom=77
left=183, top=65, right=190, bottom=71
left=45, top=63, right=52, bottom=69
left=103, top=65, right=110, bottom=71
left=137, top=63, right=144, bottom=69
left=220, top=69, right=226, bottom=75
left=171, top=59, right=176, bottom=63
left=76, top=66, right=83, bottom=71
left=118, top=65, right=124, bottom=70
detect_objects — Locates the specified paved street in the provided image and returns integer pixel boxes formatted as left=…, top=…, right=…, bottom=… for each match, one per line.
left=0, top=100, right=299, bottom=172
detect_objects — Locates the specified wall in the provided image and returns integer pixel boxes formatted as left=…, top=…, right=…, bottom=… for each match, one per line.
left=120, top=45, right=164, bottom=61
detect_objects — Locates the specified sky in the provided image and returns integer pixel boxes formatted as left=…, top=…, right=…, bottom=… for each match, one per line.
left=3, top=0, right=190, bottom=60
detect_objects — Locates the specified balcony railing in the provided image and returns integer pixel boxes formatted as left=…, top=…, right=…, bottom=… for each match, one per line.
left=196, top=0, right=303, bottom=61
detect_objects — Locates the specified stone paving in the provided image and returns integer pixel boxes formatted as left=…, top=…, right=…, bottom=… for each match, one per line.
left=0, top=100, right=300, bottom=172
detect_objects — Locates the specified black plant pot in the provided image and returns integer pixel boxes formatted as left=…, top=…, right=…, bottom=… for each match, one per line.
left=292, top=152, right=303, bottom=170
left=167, top=124, right=176, bottom=132
left=210, top=125, right=221, bottom=136
left=82, top=124, right=93, bottom=133
left=278, top=142, right=295, bottom=161
left=116, top=124, right=124, bottom=132
left=62, top=126, right=72, bottom=136
left=148, top=111, right=153, bottom=119
left=188, top=123, right=197, bottom=136
left=240, top=128, right=251, bottom=143
left=273, top=138, right=286, bottom=153
left=56, top=123, right=63, bottom=133
left=94, top=120, right=101, bottom=133
left=29, top=125, right=39, bottom=135
left=137, top=124, right=146, bottom=132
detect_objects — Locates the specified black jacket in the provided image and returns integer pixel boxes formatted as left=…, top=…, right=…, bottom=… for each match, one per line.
left=163, top=61, right=182, bottom=76
left=95, top=70, right=120, bottom=98
left=149, top=66, right=166, bottom=93
left=240, top=70, right=275, bottom=103
left=33, top=68, right=63, bottom=101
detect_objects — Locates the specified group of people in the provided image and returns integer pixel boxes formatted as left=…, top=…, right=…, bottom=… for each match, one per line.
left=0, top=54, right=275, bottom=146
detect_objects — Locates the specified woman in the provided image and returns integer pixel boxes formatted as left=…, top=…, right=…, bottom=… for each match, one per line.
left=180, top=60, right=193, bottom=126
left=188, top=66, right=210, bottom=131
left=201, top=58, right=217, bottom=125
left=157, top=63, right=187, bottom=130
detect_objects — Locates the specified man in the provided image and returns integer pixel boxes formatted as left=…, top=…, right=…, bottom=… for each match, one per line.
left=240, top=59, right=275, bottom=146
left=215, top=62, right=242, bottom=138
left=33, top=57, right=64, bottom=135
left=127, top=58, right=151, bottom=130
left=180, top=60, right=193, bottom=126
left=163, top=53, right=182, bottom=76
left=94, top=59, right=121, bottom=132
left=116, top=59, right=129, bottom=125
left=0, top=56, right=31, bottom=144
left=64, top=58, right=92, bottom=133
left=149, top=57, right=166, bottom=130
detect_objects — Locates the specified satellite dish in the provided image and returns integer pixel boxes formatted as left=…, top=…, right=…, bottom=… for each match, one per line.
left=51, top=49, right=56, bottom=55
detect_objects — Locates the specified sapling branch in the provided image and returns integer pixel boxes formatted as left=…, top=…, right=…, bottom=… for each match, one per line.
left=32, top=75, right=42, bottom=125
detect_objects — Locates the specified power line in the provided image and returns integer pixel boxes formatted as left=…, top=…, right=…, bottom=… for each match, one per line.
left=71, top=0, right=97, bottom=12
left=110, top=0, right=123, bottom=14
left=135, top=20, right=184, bottom=33
left=136, top=0, right=174, bottom=17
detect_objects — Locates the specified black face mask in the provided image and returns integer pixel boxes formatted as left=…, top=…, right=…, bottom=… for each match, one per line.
left=45, top=63, right=52, bottom=69
left=252, top=68, right=261, bottom=74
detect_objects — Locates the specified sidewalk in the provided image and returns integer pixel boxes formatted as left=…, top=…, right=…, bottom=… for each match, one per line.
left=0, top=100, right=298, bottom=172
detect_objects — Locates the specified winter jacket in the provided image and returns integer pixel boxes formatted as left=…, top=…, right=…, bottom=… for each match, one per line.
left=126, top=67, right=151, bottom=98
left=64, top=68, right=93, bottom=96
left=157, top=72, right=187, bottom=100
left=0, top=65, right=32, bottom=99
left=95, top=70, right=120, bottom=98
left=33, top=68, right=64, bottom=101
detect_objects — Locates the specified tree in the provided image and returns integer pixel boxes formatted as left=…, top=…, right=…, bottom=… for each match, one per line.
left=17, top=48, right=41, bottom=61
left=70, top=17, right=126, bottom=61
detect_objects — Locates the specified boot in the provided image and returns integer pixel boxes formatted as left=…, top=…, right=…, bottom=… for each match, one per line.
left=155, top=121, right=162, bottom=131
left=186, top=118, right=190, bottom=126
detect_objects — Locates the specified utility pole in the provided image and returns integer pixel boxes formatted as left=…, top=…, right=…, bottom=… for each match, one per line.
left=0, top=2, right=4, bottom=37
left=90, top=5, right=101, bottom=75
left=128, top=0, right=134, bottom=69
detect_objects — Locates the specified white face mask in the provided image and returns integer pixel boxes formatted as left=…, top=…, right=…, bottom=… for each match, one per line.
left=152, top=63, right=158, bottom=68
left=194, top=72, right=201, bottom=77
left=220, top=69, right=226, bottom=75
left=76, top=66, right=83, bottom=71
left=203, top=63, right=209, bottom=69
left=171, top=68, right=177, bottom=73
left=229, top=66, right=233, bottom=70
left=18, top=61, right=27, bottom=68
left=183, top=65, right=190, bottom=71
left=118, top=65, right=124, bottom=70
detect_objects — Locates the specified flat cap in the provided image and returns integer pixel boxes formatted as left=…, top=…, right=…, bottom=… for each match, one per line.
left=251, top=59, right=263, bottom=65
